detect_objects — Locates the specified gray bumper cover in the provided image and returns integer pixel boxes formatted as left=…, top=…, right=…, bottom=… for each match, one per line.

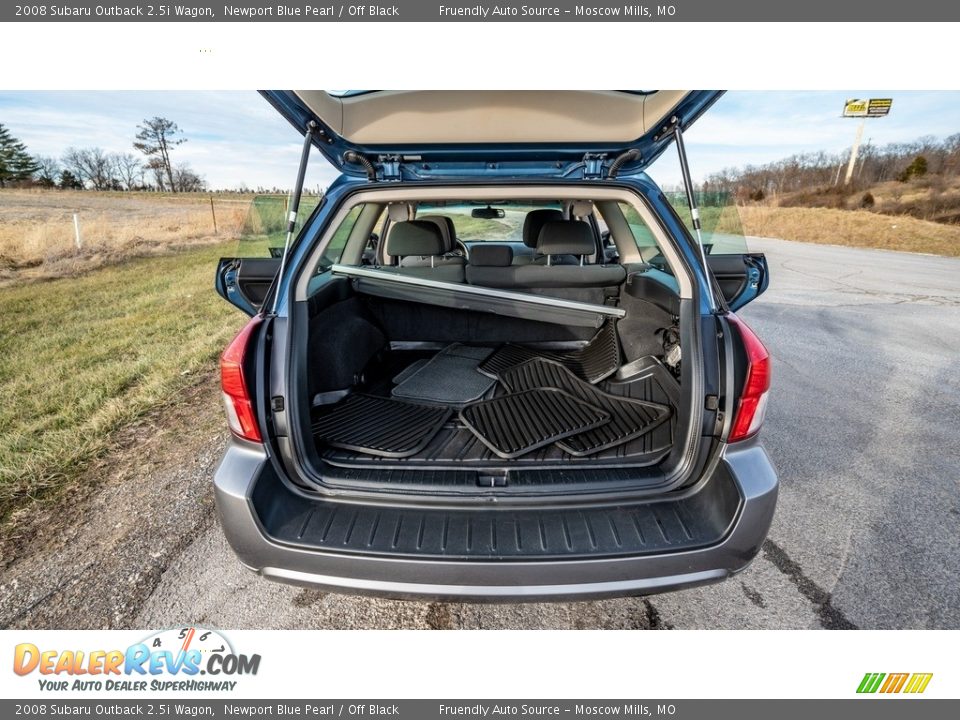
left=213, top=438, right=777, bottom=601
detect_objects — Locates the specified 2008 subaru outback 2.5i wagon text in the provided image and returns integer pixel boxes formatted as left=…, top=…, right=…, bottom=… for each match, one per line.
left=213, top=90, right=776, bottom=601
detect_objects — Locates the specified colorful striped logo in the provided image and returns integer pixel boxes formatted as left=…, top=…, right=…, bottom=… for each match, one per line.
left=857, top=672, right=933, bottom=694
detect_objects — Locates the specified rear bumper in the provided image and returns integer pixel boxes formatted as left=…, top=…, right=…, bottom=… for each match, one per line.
left=213, top=438, right=778, bottom=602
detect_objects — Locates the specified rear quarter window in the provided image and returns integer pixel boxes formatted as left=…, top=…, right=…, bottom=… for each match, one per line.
left=617, top=201, right=670, bottom=268
left=315, top=205, right=363, bottom=272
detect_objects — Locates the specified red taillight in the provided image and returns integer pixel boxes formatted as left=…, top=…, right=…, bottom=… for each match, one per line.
left=220, top=315, right=263, bottom=443
left=727, top=313, right=771, bottom=442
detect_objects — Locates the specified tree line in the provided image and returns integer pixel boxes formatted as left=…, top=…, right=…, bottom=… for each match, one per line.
left=0, top=117, right=205, bottom=192
left=703, top=133, right=960, bottom=201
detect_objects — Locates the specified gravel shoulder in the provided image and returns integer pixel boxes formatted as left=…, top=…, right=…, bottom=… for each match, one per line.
left=0, top=377, right=226, bottom=629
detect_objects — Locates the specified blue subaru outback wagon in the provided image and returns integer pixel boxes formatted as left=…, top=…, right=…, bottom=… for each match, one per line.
left=213, top=91, right=777, bottom=600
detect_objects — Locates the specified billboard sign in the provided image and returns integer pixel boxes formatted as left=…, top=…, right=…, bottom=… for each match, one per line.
left=843, top=98, right=893, bottom=117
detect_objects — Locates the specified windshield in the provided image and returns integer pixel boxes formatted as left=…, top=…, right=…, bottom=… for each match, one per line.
left=415, top=202, right=563, bottom=243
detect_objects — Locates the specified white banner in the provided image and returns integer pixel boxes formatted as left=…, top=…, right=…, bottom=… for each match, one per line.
left=1, top=629, right=954, bottom=699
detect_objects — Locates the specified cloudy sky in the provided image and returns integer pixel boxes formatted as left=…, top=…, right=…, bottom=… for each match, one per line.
left=1, top=90, right=958, bottom=190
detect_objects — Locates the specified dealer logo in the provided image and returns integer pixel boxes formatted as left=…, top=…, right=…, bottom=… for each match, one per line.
left=13, top=626, right=260, bottom=693
left=856, top=672, right=933, bottom=694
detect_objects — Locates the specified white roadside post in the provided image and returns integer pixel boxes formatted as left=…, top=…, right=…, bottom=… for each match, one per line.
left=73, top=212, right=82, bottom=249
left=842, top=98, right=893, bottom=185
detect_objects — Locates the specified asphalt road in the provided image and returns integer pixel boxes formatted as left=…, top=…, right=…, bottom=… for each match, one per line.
left=4, top=237, right=959, bottom=629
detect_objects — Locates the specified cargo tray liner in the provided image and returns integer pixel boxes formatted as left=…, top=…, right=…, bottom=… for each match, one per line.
left=318, top=356, right=679, bottom=471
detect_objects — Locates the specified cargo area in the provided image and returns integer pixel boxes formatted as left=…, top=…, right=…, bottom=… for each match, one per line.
left=298, top=282, right=688, bottom=495
left=281, top=194, right=701, bottom=497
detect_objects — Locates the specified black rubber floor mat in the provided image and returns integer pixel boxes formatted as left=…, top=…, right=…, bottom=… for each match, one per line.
left=479, top=320, right=620, bottom=384
left=459, top=387, right=611, bottom=459
left=312, top=394, right=452, bottom=458
left=499, top=357, right=671, bottom=456
left=392, top=344, right=496, bottom=405
left=392, top=358, right=429, bottom=385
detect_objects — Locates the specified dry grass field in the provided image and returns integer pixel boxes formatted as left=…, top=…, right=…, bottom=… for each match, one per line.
left=0, top=190, right=322, bottom=524
left=733, top=176, right=960, bottom=255
left=737, top=205, right=960, bottom=256
left=0, top=190, right=254, bottom=284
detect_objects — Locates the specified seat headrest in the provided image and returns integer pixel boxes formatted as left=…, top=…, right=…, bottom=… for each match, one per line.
left=387, top=203, right=414, bottom=222
left=417, top=215, right=456, bottom=253
left=522, top=209, right=564, bottom=248
left=469, top=244, right=513, bottom=267
left=385, top=220, right=445, bottom=257
left=536, top=220, right=595, bottom=256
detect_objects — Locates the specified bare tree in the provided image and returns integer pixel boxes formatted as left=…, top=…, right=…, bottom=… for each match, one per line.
left=133, top=117, right=186, bottom=193
left=60, top=148, right=85, bottom=187
left=61, top=147, right=116, bottom=190
left=113, top=152, right=144, bottom=190
left=33, top=155, right=61, bottom=187
left=705, top=133, right=960, bottom=202
left=145, top=160, right=167, bottom=191
left=172, top=163, right=206, bottom=192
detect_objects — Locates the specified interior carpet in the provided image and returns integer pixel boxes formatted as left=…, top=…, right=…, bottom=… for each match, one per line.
left=478, top=319, right=620, bottom=384
left=498, top=357, right=672, bottom=456
left=312, top=394, right=452, bottom=458
left=392, top=343, right=496, bottom=405
left=459, top=387, right=611, bottom=459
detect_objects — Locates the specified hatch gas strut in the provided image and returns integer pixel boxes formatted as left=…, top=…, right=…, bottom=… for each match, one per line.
left=673, top=121, right=717, bottom=313
left=272, top=120, right=317, bottom=314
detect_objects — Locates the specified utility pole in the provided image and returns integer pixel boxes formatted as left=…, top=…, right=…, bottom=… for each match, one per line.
left=844, top=119, right=866, bottom=185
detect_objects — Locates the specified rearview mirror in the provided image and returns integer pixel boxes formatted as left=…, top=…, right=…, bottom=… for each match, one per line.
left=472, top=206, right=505, bottom=219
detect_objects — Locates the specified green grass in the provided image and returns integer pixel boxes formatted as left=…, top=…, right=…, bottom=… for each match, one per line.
left=239, top=195, right=322, bottom=237
left=0, top=242, right=247, bottom=521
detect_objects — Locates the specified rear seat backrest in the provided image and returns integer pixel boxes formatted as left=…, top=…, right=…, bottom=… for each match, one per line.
left=384, top=220, right=465, bottom=283
left=464, top=244, right=514, bottom=287
left=512, top=221, right=626, bottom=288
left=466, top=222, right=625, bottom=291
